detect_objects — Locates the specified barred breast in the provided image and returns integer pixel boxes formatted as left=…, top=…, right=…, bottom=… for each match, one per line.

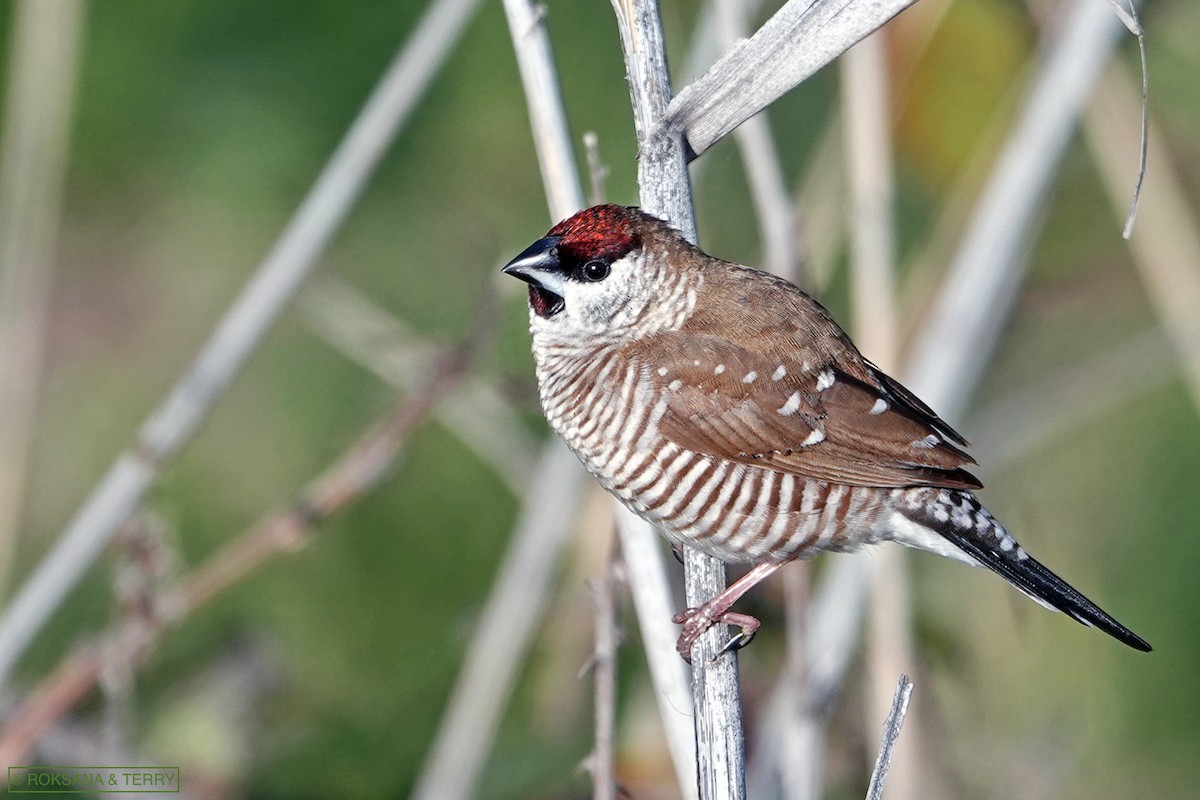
left=533, top=342, right=892, bottom=563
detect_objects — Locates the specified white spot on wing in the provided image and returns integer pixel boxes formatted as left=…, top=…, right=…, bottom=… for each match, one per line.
left=772, top=365, right=787, bottom=381
left=693, top=359, right=701, bottom=366
left=669, top=379, right=683, bottom=391
left=657, top=367, right=669, bottom=377
left=714, top=364, right=726, bottom=375
left=815, top=370, right=835, bottom=391
left=742, top=371, right=758, bottom=384
left=870, top=398, right=888, bottom=414
left=777, top=391, right=803, bottom=416
left=802, top=429, right=825, bottom=446
left=912, top=433, right=939, bottom=449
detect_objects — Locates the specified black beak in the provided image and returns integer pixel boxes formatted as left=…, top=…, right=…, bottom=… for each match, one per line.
left=503, top=235, right=566, bottom=317
left=502, top=236, right=562, bottom=281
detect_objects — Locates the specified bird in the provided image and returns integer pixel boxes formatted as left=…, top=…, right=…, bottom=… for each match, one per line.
left=502, top=203, right=1151, bottom=660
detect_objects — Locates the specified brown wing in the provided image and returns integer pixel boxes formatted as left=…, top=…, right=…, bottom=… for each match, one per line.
left=633, top=331, right=981, bottom=490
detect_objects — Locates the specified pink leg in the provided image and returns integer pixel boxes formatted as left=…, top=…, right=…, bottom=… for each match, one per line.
left=672, top=561, right=788, bottom=661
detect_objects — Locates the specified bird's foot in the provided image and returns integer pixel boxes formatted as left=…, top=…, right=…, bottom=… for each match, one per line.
left=672, top=606, right=761, bottom=663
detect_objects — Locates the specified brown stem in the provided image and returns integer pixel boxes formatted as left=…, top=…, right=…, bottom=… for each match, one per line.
left=0, top=349, right=468, bottom=765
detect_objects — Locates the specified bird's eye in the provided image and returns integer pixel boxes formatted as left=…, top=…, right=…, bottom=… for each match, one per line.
left=581, top=260, right=610, bottom=282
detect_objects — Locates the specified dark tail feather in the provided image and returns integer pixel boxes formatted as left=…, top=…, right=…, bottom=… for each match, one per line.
left=936, top=524, right=1152, bottom=653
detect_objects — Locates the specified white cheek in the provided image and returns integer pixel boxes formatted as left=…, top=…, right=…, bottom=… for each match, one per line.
left=533, top=254, right=664, bottom=340
left=567, top=274, right=635, bottom=331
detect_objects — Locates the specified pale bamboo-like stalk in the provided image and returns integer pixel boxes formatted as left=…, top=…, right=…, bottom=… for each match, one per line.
left=611, top=0, right=743, bottom=797
left=747, top=554, right=880, bottom=798
left=842, top=36, right=900, bottom=368
left=840, top=31, right=920, bottom=800
left=0, top=0, right=86, bottom=600
left=796, top=115, right=849, bottom=294
left=1085, top=65, right=1200, bottom=418
left=970, top=329, right=1173, bottom=471
left=712, top=0, right=801, bottom=284
left=413, top=3, right=699, bottom=797
left=503, top=0, right=584, bottom=220
left=0, top=0, right=484, bottom=688
left=668, top=0, right=920, bottom=159
left=774, top=563, right=813, bottom=800
left=409, top=20, right=583, bottom=783
left=409, top=443, right=586, bottom=800
left=613, top=508, right=700, bottom=800
left=583, top=132, right=609, bottom=208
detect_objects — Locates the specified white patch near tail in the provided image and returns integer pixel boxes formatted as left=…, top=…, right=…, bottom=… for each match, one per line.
left=887, top=512, right=979, bottom=567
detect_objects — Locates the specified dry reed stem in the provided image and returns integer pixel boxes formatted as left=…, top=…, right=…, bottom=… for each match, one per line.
left=0, top=0, right=86, bottom=600
left=840, top=30, right=921, bottom=800
left=585, top=537, right=621, bottom=800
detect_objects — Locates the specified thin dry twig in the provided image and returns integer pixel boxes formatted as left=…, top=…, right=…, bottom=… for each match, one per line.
left=865, top=675, right=914, bottom=800
left=0, top=0, right=485, bottom=688
left=1085, top=65, right=1200, bottom=418
left=1097, top=0, right=1148, bottom=239
left=180, top=351, right=468, bottom=613
left=102, top=513, right=175, bottom=756
left=409, top=3, right=600, bottom=798
left=585, top=536, right=622, bottom=800
left=0, top=351, right=469, bottom=766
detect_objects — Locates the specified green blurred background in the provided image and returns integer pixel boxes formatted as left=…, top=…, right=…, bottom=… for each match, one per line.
left=2, top=0, right=1198, bottom=797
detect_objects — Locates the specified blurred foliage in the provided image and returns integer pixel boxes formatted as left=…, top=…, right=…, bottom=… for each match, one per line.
left=2, top=0, right=1199, bottom=798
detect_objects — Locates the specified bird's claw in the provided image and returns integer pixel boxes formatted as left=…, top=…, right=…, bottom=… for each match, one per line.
left=672, top=607, right=761, bottom=663
left=716, top=612, right=760, bottom=656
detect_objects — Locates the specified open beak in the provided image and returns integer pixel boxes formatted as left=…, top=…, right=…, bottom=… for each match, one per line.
left=502, top=235, right=566, bottom=317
